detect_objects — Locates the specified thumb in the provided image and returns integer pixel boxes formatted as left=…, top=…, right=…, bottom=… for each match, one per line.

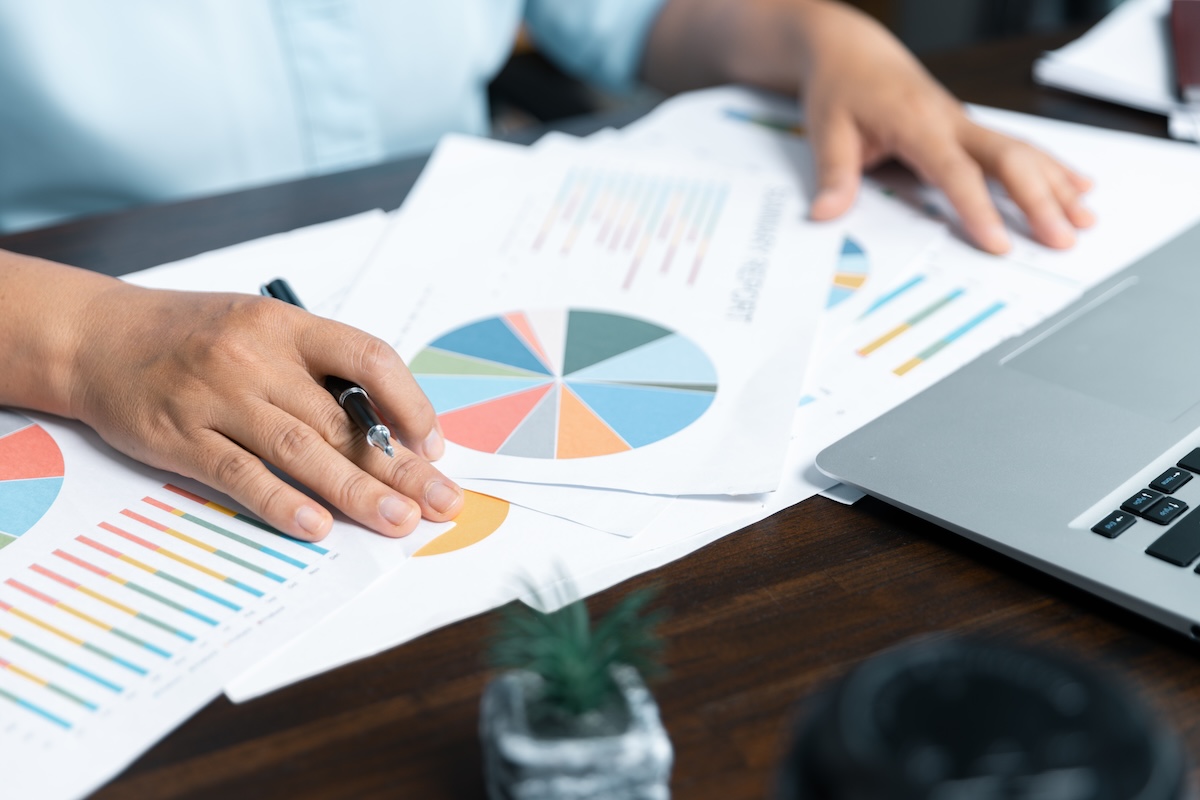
left=808, top=111, right=864, bottom=221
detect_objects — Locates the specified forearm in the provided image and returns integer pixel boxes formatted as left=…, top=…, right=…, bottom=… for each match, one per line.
left=641, top=0, right=866, bottom=94
left=0, top=249, right=117, bottom=417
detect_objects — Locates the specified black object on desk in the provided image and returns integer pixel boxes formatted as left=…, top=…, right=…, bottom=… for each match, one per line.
left=260, top=278, right=396, bottom=457
left=778, top=637, right=1186, bottom=800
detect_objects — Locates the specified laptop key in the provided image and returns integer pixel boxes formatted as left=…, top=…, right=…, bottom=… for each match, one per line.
left=1091, top=511, right=1136, bottom=538
left=1122, top=489, right=1164, bottom=517
left=1177, top=448, right=1200, bottom=473
left=1150, top=467, right=1193, bottom=494
left=1145, top=497, right=1188, bottom=525
left=1147, top=509, right=1200, bottom=566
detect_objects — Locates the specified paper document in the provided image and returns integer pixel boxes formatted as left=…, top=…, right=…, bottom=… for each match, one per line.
left=338, top=134, right=841, bottom=496
left=0, top=213, right=405, bottom=799
left=1033, top=0, right=1200, bottom=141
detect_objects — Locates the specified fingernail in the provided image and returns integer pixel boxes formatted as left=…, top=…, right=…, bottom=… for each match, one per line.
left=379, top=495, right=416, bottom=527
left=1048, top=217, right=1076, bottom=246
left=296, top=505, right=328, bottom=538
left=810, top=189, right=841, bottom=217
left=425, top=481, right=462, bottom=515
left=981, top=224, right=1010, bottom=253
left=422, top=426, right=445, bottom=460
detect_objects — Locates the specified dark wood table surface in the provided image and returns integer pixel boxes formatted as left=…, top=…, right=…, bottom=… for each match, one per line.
left=3, top=30, right=1191, bottom=800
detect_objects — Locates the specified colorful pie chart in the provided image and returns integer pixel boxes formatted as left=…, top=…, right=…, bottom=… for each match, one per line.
left=0, top=410, right=65, bottom=549
left=827, top=236, right=869, bottom=309
left=410, top=309, right=718, bottom=459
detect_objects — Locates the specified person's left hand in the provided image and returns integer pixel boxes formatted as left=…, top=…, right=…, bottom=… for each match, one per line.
left=797, top=1, right=1094, bottom=253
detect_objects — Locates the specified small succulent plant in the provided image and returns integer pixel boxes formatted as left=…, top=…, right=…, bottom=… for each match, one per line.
left=489, top=586, right=666, bottom=738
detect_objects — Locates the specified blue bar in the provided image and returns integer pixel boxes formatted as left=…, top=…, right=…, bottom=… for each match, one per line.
left=862, top=274, right=926, bottom=317
left=0, top=687, right=71, bottom=729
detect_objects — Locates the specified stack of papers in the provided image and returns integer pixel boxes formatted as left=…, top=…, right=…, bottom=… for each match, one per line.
left=7, top=85, right=1200, bottom=798
left=1033, top=0, right=1200, bottom=140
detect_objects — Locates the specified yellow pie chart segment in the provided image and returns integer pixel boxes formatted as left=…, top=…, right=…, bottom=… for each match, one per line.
left=412, top=491, right=510, bottom=557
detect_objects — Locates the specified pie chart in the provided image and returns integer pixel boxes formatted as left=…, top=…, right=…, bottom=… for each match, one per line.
left=0, top=410, right=65, bottom=549
left=827, top=236, right=868, bottom=309
left=409, top=309, right=717, bottom=459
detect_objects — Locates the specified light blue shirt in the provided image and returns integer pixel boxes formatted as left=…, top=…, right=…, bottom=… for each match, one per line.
left=0, top=0, right=667, bottom=234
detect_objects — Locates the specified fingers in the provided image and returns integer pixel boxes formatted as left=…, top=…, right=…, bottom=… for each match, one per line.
left=218, top=398, right=459, bottom=539
left=297, top=320, right=445, bottom=461
left=808, top=110, right=864, bottom=221
left=961, top=126, right=1096, bottom=250
left=188, top=429, right=334, bottom=542
left=269, top=378, right=465, bottom=523
left=900, top=133, right=1011, bottom=254
left=1045, top=163, right=1096, bottom=230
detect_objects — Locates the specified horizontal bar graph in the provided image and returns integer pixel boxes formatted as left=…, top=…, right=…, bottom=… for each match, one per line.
left=0, top=599, right=146, bottom=675
left=894, top=302, right=1006, bottom=376
left=98, top=523, right=264, bottom=598
left=861, top=274, right=926, bottom=318
left=53, top=549, right=219, bottom=626
left=0, top=684, right=71, bottom=729
left=30, top=564, right=194, bottom=642
left=143, top=497, right=307, bottom=569
left=5, top=579, right=171, bottom=659
left=163, top=483, right=329, bottom=555
left=0, top=625, right=122, bottom=692
left=857, top=288, right=964, bottom=357
left=529, top=168, right=732, bottom=290
left=0, top=481, right=333, bottom=733
left=120, top=510, right=285, bottom=584
left=0, top=656, right=96, bottom=710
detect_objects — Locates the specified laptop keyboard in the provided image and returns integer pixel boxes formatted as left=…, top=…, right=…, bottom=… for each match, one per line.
left=1093, top=448, right=1200, bottom=567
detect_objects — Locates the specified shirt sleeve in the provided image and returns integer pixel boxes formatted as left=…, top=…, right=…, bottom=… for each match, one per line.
left=522, top=0, right=670, bottom=92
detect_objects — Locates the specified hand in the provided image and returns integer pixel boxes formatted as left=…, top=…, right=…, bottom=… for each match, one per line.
left=67, top=281, right=464, bottom=541
left=799, top=2, right=1094, bottom=253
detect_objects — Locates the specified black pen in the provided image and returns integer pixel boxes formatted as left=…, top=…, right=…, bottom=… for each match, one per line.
left=260, top=278, right=396, bottom=458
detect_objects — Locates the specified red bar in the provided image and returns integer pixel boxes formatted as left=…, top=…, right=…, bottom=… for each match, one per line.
left=142, top=496, right=174, bottom=514
left=30, top=565, right=78, bottom=590
left=54, top=550, right=109, bottom=577
left=164, top=484, right=207, bottom=505
left=6, top=579, right=58, bottom=606
left=97, top=523, right=158, bottom=552
left=77, top=535, right=124, bottom=560
left=119, top=509, right=168, bottom=533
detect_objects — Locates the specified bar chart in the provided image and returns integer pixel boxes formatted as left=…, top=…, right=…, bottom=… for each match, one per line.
left=525, top=168, right=731, bottom=290
left=0, top=481, right=334, bottom=736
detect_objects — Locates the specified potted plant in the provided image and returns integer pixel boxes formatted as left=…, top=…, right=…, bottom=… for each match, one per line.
left=480, top=586, right=673, bottom=800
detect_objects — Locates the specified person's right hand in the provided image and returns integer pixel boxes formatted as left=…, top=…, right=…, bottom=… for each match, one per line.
left=62, top=278, right=463, bottom=541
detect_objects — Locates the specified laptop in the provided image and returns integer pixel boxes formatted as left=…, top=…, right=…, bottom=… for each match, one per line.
left=816, top=221, right=1200, bottom=639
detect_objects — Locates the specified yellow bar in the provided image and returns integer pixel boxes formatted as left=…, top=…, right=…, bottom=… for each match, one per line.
left=117, top=554, right=156, bottom=574
left=169, top=508, right=185, bottom=518
left=103, top=573, right=130, bottom=587
left=833, top=273, right=867, bottom=290
left=78, top=586, right=138, bottom=617
left=894, top=357, right=923, bottom=376
left=54, top=602, right=114, bottom=633
left=206, top=501, right=238, bottom=519
left=152, top=548, right=229, bottom=583
left=4, top=662, right=50, bottom=687
left=858, top=323, right=910, bottom=357
left=9, top=608, right=85, bottom=646
left=159, top=525, right=219, bottom=555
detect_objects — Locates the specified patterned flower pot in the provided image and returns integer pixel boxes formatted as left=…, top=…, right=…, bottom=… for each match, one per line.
left=480, top=664, right=673, bottom=800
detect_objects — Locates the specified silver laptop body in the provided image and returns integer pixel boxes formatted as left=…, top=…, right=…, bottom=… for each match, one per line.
left=816, top=222, right=1200, bottom=639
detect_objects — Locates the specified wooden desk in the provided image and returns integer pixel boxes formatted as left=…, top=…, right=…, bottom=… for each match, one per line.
left=3, top=31, right=1191, bottom=800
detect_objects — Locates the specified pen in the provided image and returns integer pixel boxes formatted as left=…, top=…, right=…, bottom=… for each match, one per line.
left=260, top=278, right=396, bottom=458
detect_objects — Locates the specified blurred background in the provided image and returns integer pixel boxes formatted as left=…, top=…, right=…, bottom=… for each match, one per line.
left=488, top=0, right=1126, bottom=131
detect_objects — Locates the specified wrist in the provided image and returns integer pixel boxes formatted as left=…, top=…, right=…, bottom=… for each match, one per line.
left=0, top=251, right=121, bottom=419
